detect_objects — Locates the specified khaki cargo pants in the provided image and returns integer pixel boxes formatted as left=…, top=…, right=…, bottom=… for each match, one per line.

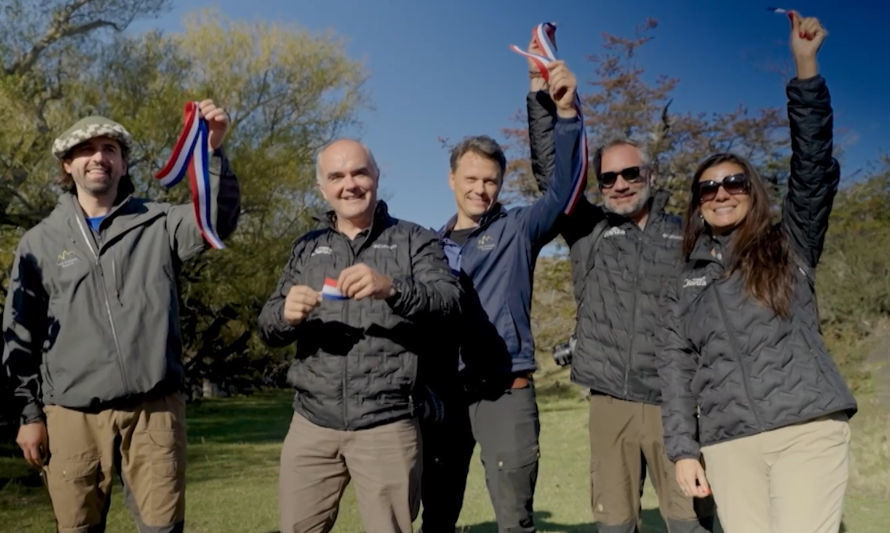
left=278, top=411, right=422, bottom=533
left=43, top=393, right=186, bottom=533
left=589, top=394, right=714, bottom=533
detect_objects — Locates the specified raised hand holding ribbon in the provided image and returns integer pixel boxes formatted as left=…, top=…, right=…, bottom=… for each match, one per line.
left=154, top=100, right=228, bottom=249
left=510, top=22, right=588, bottom=216
left=197, top=99, right=229, bottom=151
left=547, top=61, right=578, bottom=119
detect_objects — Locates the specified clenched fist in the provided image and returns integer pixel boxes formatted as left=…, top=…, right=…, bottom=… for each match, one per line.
left=283, top=285, right=322, bottom=325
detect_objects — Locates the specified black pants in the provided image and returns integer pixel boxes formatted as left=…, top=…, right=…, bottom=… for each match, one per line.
left=420, top=383, right=540, bottom=533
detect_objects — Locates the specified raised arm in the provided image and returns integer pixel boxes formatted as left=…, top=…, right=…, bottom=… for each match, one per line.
left=782, top=13, right=840, bottom=267
left=525, top=41, right=600, bottom=245
left=167, top=99, right=241, bottom=261
left=521, top=60, right=587, bottom=246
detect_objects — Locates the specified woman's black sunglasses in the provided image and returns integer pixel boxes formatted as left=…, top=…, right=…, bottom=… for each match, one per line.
left=696, top=173, right=750, bottom=202
left=598, top=166, right=646, bottom=188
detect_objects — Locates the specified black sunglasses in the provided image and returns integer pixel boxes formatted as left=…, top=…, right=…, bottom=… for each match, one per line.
left=696, top=173, right=750, bottom=202
left=598, top=166, right=646, bottom=188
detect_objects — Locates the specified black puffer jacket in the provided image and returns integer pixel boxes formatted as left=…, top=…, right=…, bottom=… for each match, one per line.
left=258, top=201, right=460, bottom=431
left=658, top=75, right=857, bottom=461
left=528, top=92, right=683, bottom=403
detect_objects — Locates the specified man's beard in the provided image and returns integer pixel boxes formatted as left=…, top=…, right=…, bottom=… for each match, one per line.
left=604, top=185, right=652, bottom=217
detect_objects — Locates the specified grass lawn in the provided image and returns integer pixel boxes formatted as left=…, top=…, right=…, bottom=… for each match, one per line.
left=1, top=381, right=888, bottom=532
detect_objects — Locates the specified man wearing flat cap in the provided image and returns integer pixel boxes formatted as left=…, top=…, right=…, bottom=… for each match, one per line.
left=2, top=99, right=240, bottom=533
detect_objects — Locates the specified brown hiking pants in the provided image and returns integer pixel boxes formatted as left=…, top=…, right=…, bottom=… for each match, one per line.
left=588, top=394, right=712, bottom=532
left=278, top=411, right=422, bottom=533
left=43, top=393, right=186, bottom=533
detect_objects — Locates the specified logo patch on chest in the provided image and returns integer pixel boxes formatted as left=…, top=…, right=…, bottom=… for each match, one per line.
left=476, top=234, right=496, bottom=251
left=57, top=250, right=80, bottom=268
left=311, top=246, right=333, bottom=257
left=371, top=243, right=397, bottom=250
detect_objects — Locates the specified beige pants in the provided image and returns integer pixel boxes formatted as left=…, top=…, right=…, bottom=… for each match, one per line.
left=43, top=394, right=187, bottom=533
left=588, top=394, right=711, bottom=529
left=278, top=411, right=421, bottom=533
left=701, top=414, right=851, bottom=533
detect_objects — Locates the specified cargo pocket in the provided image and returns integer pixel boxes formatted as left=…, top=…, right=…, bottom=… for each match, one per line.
left=492, top=446, right=539, bottom=526
left=143, top=427, right=186, bottom=525
left=46, top=457, right=101, bottom=529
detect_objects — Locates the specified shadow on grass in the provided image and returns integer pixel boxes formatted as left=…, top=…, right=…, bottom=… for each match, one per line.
left=464, top=508, right=713, bottom=532
left=187, top=389, right=294, bottom=445
left=536, top=380, right=584, bottom=402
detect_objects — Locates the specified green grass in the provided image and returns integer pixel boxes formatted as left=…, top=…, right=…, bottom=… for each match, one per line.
left=2, top=383, right=889, bottom=532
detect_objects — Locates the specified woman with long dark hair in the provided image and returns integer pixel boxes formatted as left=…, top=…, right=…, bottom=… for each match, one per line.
left=658, top=12, right=857, bottom=533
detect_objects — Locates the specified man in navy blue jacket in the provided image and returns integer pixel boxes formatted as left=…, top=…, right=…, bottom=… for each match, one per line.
left=419, top=60, right=585, bottom=533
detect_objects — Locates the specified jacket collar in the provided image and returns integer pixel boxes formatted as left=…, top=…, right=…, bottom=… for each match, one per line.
left=439, top=202, right=506, bottom=237
left=314, top=200, right=393, bottom=239
left=689, top=231, right=733, bottom=266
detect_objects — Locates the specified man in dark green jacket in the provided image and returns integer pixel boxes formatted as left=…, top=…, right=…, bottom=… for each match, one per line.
left=3, top=100, right=240, bottom=533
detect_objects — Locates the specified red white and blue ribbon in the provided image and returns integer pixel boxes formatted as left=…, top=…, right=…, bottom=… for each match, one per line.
left=510, top=23, right=587, bottom=215
left=321, top=277, right=348, bottom=300
left=154, top=101, right=225, bottom=249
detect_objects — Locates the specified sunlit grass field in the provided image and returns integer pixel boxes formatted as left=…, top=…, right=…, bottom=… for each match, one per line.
left=1, top=378, right=887, bottom=532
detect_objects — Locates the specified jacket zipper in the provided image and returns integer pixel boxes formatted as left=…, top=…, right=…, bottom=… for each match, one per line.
left=340, top=233, right=362, bottom=430
left=75, top=216, right=128, bottom=393
left=712, top=283, right=765, bottom=431
left=623, top=228, right=644, bottom=397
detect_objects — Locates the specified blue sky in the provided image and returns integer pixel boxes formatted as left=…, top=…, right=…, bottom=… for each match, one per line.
left=131, top=0, right=890, bottom=229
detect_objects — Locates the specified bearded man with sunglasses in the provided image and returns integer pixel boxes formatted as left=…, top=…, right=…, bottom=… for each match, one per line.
left=525, top=41, right=713, bottom=533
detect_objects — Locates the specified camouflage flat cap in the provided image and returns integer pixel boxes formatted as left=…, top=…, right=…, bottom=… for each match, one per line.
left=52, top=115, right=133, bottom=159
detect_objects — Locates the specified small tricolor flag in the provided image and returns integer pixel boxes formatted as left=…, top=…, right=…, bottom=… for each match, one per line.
left=509, top=22, right=588, bottom=216
left=321, top=277, right=348, bottom=300
left=154, top=101, right=225, bottom=249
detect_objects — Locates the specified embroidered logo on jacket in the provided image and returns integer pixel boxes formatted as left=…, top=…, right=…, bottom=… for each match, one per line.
left=311, top=246, right=333, bottom=257
left=476, top=234, right=496, bottom=251
left=603, top=227, right=626, bottom=238
left=371, top=243, right=397, bottom=250
left=57, top=250, right=80, bottom=268
left=662, top=233, right=682, bottom=240
left=682, top=276, right=708, bottom=288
